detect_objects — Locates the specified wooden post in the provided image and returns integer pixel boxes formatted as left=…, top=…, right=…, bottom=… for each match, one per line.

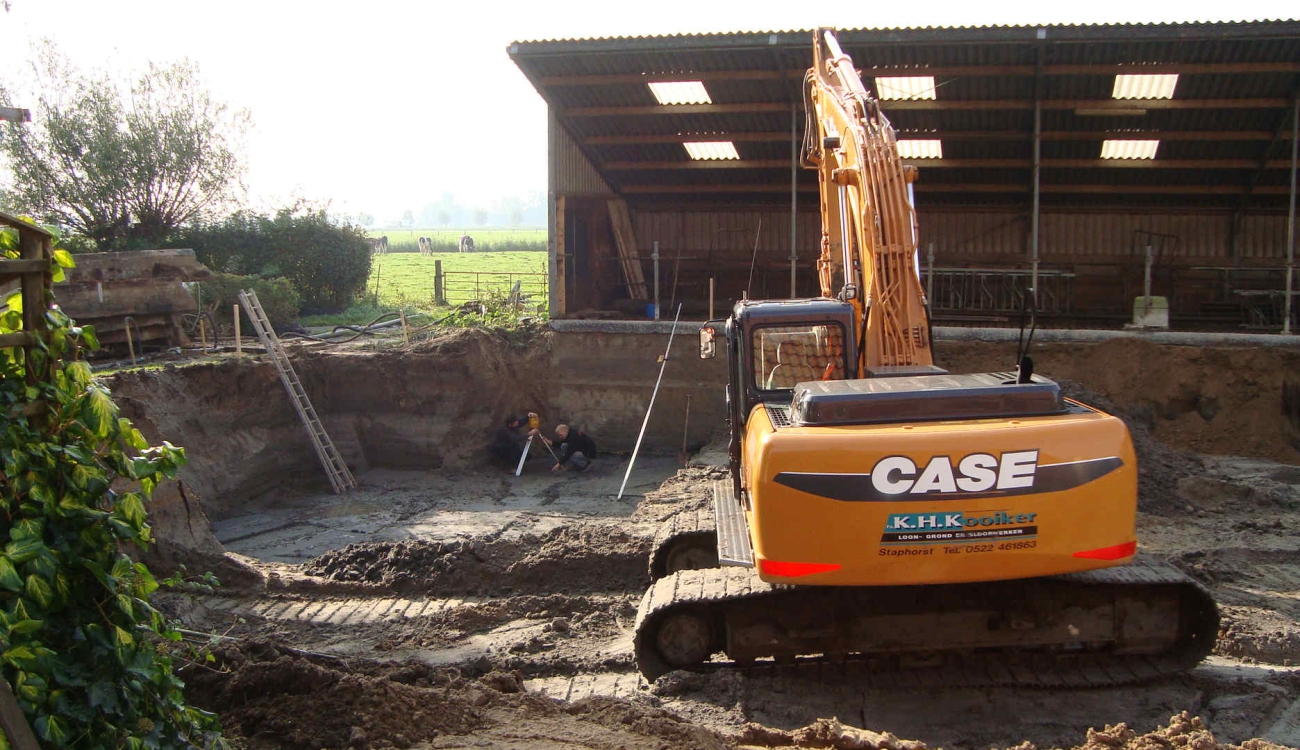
left=709, top=277, right=715, bottom=320
left=0, top=678, right=41, bottom=750
left=434, top=259, right=445, bottom=305
left=234, top=304, right=242, bottom=356
left=124, top=317, right=136, bottom=365
left=400, top=310, right=410, bottom=345
left=199, top=317, right=208, bottom=353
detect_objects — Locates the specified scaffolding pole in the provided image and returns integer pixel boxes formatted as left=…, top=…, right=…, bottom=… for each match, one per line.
left=790, top=104, right=798, bottom=298
left=1286, top=95, right=1298, bottom=335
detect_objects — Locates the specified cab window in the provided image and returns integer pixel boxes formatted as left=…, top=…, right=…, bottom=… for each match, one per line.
left=751, top=324, right=847, bottom=391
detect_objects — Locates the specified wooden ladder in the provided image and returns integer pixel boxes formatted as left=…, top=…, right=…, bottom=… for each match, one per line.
left=238, top=289, right=355, bottom=494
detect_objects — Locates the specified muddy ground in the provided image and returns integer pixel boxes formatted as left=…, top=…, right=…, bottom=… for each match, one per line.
left=116, top=333, right=1300, bottom=749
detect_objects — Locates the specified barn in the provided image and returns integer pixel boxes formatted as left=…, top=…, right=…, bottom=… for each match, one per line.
left=508, top=21, right=1300, bottom=329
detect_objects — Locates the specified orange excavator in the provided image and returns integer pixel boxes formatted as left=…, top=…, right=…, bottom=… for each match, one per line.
left=633, top=29, right=1218, bottom=683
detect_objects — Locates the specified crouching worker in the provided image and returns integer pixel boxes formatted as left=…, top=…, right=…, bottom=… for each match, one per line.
left=547, top=423, right=597, bottom=472
left=489, top=412, right=538, bottom=468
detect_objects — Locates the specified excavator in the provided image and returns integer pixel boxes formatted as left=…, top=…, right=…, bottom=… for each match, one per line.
left=632, top=29, right=1218, bottom=684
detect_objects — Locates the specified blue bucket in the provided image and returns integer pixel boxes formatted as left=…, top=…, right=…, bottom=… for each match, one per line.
left=645, top=303, right=657, bottom=319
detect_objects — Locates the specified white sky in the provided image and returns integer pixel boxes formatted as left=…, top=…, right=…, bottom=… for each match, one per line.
left=1, top=0, right=1296, bottom=222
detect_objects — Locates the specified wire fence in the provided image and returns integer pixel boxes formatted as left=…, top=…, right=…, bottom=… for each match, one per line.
left=441, top=270, right=548, bottom=307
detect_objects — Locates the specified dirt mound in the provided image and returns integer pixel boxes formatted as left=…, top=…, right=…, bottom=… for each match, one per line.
left=303, top=523, right=651, bottom=596
left=184, top=641, right=483, bottom=749
left=1217, top=607, right=1300, bottom=665
left=1057, top=380, right=1206, bottom=514
left=185, top=640, right=729, bottom=750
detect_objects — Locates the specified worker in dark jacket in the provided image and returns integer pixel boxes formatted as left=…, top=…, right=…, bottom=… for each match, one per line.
left=545, top=423, right=597, bottom=472
left=489, top=412, right=538, bottom=467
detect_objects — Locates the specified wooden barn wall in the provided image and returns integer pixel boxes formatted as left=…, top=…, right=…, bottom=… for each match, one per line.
left=552, top=119, right=614, bottom=197
left=918, top=210, right=1290, bottom=266
left=630, top=208, right=1291, bottom=269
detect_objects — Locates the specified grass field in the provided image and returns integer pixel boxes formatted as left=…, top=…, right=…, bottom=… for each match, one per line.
left=368, top=228, right=546, bottom=252
left=366, top=251, right=547, bottom=308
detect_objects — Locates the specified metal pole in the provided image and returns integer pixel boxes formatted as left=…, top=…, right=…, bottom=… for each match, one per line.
left=650, top=241, right=660, bottom=319
left=709, top=277, right=715, bottom=319
left=1144, top=245, right=1154, bottom=322
left=790, top=103, right=798, bottom=298
left=234, top=304, right=241, bottom=356
left=618, top=304, right=683, bottom=500
left=1285, top=95, right=1298, bottom=335
left=927, top=243, right=935, bottom=303
left=1031, top=99, right=1041, bottom=308
left=124, top=317, right=136, bottom=365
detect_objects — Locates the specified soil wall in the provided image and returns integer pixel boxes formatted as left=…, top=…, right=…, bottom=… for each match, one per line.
left=106, top=329, right=1300, bottom=519
left=108, top=329, right=728, bottom=518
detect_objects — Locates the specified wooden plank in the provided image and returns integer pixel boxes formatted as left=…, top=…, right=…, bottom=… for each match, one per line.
left=0, top=672, right=41, bottom=750
left=0, top=211, right=52, bottom=237
left=0, top=258, right=49, bottom=278
left=607, top=199, right=648, bottom=299
left=0, top=332, right=35, bottom=348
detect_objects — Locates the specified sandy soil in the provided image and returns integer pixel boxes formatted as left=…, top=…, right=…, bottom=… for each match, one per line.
left=162, top=446, right=1300, bottom=750
left=117, top=334, right=1300, bottom=749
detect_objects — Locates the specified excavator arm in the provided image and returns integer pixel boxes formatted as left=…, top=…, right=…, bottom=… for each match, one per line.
left=802, top=29, right=933, bottom=373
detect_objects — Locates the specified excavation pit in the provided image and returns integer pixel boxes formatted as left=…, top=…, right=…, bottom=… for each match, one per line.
left=102, top=328, right=1300, bottom=750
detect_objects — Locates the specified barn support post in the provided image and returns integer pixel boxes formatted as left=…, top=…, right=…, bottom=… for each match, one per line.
left=790, top=103, right=798, bottom=298
left=1285, top=95, right=1298, bottom=334
left=1030, top=34, right=1045, bottom=310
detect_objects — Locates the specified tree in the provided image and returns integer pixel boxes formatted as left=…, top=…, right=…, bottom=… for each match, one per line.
left=0, top=43, right=249, bottom=251
left=171, top=203, right=372, bottom=312
left=400, top=209, right=414, bottom=227
left=437, top=208, right=451, bottom=227
left=473, top=208, right=488, bottom=227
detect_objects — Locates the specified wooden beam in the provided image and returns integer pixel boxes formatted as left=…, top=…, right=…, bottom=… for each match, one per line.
left=540, top=62, right=1300, bottom=87
left=617, top=182, right=1292, bottom=196
left=585, top=131, right=792, bottom=145
left=0, top=258, right=50, bottom=279
left=0, top=332, right=35, bottom=348
left=586, top=129, right=1278, bottom=146
left=562, top=99, right=1291, bottom=117
left=600, top=158, right=1292, bottom=171
left=562, top=103, right=790, bottom=117
left=603, top=159, right=790, bottom=170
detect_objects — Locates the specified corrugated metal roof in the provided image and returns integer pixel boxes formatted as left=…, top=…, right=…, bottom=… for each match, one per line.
left=512, top=20, right=1300, bottom=211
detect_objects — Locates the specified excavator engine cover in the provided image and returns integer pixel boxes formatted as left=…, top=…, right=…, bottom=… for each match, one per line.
left=791, top=373, right=1068, bottom=427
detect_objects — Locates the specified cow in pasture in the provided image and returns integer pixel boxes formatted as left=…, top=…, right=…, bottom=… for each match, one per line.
left=418, top=236, right=433, bottom=254
left=369, top=236, right=389, bottom=254
left=459, top=234, right=475, bottom=253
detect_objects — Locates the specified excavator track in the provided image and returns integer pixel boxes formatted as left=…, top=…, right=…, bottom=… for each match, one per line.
left=634, top=556, right=1218, bottom=685
left=647, top=507, right=718, bottom=580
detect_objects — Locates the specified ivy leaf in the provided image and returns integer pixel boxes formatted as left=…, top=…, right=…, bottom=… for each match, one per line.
left=81, top=386, right=118, bottom=438
left=25, top=575, right=53, bottom=608
left=5, top=535, right=45, bottom=564
left=34, top=714, right=67, bottom=745
left=79, top=324, right=100, bottom=351
left=119, top=493, right=146, bottom=526
left=52, top=248, right=75, bottom=268
left=8, top=619, right=42, bottom=636
left=0, top=557, right=23, bottom=591
left=64, top=359, right=92, bottom=388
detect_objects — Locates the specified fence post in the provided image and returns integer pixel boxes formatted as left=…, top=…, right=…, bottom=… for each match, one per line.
left=434, top=259, right=445, bottom=305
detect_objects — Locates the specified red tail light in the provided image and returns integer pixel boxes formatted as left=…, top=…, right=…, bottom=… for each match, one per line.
left=759, top=559, right=842, bottom=578
left=1073, top=541, right=1137, bottom=560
